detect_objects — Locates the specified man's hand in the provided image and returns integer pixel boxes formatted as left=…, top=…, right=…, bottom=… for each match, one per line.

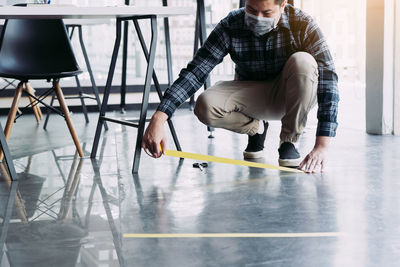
left=142, top=111, right=168, bottom=158
left=298, top=136, right=331, bottom=173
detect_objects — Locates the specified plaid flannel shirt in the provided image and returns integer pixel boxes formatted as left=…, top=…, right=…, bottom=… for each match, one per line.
left=157, top=4, right=339, bottom=137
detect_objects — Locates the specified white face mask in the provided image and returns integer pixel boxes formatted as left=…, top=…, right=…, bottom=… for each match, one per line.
left=244, top=12, right=277, bottom=37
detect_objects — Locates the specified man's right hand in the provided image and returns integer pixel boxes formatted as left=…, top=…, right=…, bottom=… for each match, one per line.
left=142, top=111, right=169, bottom=158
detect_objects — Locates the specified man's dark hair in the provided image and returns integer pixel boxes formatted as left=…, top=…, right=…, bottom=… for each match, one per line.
left=246, top=0, right=287, bottom=5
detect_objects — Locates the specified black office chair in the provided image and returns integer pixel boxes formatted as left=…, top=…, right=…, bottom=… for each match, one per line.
left=0, top=19, right=84, bottom=158
left=0, top=24, right=30, bottom=122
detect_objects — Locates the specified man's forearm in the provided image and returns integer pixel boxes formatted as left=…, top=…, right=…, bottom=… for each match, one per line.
left=315, top=136, right=331, bottom=149
left=151, top=111, right=169, bottom=125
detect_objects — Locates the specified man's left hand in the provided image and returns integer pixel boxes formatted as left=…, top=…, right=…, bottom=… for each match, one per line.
left=298, top=136, right=331, bottom=173
left=298, top=146, right=327, bottom=173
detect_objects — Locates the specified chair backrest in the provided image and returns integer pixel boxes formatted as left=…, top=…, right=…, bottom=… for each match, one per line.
left=0, top=19, right=80, bottom=79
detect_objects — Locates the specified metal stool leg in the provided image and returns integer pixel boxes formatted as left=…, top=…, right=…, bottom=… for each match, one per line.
left=120, top=20, right=129, bottom=114
left=77, top=26, right=109, bottom=131
left=192, top=0, right=214, bottom=138
left=43, top=93, right=55, bottom=130
left=74, top=75, right=90, bottom=123
left=120, top=0, right=131, bottom=114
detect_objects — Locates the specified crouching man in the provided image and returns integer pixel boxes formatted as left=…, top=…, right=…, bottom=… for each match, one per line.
left=142, top=0, right=339, bottom=173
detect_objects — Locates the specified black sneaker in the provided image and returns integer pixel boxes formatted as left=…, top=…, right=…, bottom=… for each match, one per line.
left=243, top=121, right=269, bottom=159
left=278, top=142, right=301, bottom=167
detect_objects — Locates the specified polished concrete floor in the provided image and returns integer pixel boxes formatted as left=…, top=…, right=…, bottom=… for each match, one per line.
left=0, top=109, right=399, bottom=267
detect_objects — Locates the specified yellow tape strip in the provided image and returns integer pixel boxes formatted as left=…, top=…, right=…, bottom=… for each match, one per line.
left=123, top=232, right=343, bottom=238
left=164, top=150, right=303, bottom=173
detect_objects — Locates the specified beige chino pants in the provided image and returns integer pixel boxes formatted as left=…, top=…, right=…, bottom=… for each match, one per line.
left=194, top=52, right=319, bottom=143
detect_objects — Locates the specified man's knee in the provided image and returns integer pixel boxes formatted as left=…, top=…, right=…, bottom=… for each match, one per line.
left=194, top=92, right=221, bottom=126
left=286, top=52, right=318, bottom=77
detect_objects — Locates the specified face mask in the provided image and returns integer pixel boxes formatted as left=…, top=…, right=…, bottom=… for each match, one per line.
left=244, top=11, right=276, bottom=37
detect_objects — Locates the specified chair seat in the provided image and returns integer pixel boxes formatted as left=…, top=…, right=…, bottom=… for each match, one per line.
left=0, top=69, right=83, bottom=81
left=0, top=19, right=82, bottom=81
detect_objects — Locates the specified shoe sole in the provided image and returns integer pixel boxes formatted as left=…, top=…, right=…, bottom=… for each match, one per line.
left=243, top=150, right=265, bottom=159
left=279, top=158, right=302, bottom=168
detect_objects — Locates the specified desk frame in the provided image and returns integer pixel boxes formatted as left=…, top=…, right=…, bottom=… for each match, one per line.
left=90, top=15, right=181, bottom=174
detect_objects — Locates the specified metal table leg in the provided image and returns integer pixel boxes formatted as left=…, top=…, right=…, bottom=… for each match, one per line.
left=133, top=19, right=182, bottom=152
left=132, top=16, right=158, bottom=173
left=91, top=19, right=123, bottom=158
left=161, top=0, right=182, bottom=151
left=92, top=15, right=180, bottom=174
left=0, top=122, right=18, bottom=181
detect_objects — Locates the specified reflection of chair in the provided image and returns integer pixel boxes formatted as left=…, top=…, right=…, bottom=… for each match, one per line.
left=5, top=220, right=85, bottom=266
left=0, top=152, right=86, bottom=266
left=0, top=169, right=45, bottom=221
left=0, top=19, right=84, bottom=159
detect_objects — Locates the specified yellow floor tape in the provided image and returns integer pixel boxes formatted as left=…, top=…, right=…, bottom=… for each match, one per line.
left=123, top=232, right=343, bottom=238
left=164, top=150, right=304, bottom=174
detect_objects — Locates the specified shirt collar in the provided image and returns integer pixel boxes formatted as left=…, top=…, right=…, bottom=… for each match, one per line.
left=276, top=8, right=290, bottom=30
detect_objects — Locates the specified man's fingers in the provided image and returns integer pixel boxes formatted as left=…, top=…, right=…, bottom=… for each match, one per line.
left=160, top=139, right=167, bottom=155
left=309, top=159, right=319, bottom=173
left=305, top=157, right=314, bottom=172
left=144, top=148, right=152, bottom=157
left=321, top=160, right=325, bottom=173
left=298, top=156, right=309, bottom=170
left=150, top=142, right=161, bottom=158
left=142, top=138, right=150, bottom=154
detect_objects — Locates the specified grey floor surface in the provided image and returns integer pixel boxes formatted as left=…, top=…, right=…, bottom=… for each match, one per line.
left=0, top=109, right=399, bottom=267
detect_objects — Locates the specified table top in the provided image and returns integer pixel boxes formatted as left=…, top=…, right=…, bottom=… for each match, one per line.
left=1, top=18, right=112, bottom=26
left=0, top=5, right=194, bottom=19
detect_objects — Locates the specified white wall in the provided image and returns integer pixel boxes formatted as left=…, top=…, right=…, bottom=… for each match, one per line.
left=394, top=0, right=400, bottom=135
left=366, top=0, right=396, bottom=134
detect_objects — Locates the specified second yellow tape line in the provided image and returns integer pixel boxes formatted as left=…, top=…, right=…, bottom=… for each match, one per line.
left=161, top=149, right=304, bottom=174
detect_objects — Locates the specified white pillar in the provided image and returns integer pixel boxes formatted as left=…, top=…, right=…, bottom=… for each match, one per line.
left=366, top=0, right=396, bottom=134
left=394, top=0, right=400, bottom=135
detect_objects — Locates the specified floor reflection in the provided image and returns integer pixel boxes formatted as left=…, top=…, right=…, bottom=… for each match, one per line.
left=0, top=140, right=124, bottom=266
left=0, top=110, right=399, bottom=266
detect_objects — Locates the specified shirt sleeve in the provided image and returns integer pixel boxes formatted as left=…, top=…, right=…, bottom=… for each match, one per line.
left=157, top=21, right=231, bottom=118
left=301, top=19, right=340, bottom=137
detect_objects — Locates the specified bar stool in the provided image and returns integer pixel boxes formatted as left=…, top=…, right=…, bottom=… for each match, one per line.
left=0, top=19, right=84, bottom=159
